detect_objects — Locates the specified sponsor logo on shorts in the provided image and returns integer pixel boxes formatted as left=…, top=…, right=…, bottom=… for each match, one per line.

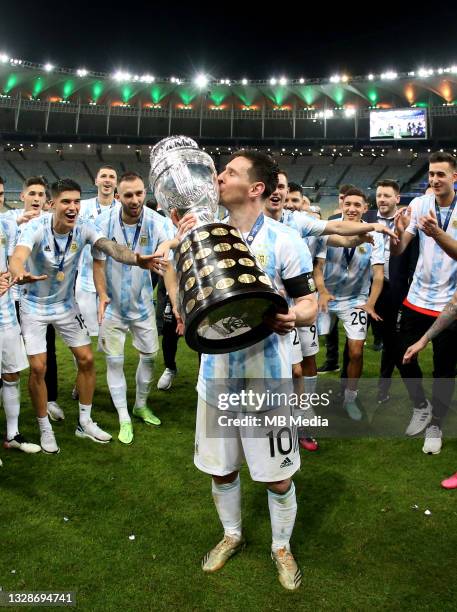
left=310, top=342, right=317, bottom=347
left=280, top=457, right=293, bottom=469
left=359, top=327, right=365, bottom=332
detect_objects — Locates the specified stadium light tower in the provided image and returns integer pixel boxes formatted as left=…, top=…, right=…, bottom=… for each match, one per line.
left=77, top=68, right=88, bottom=77
left=194, top=73, right=209, bottom=88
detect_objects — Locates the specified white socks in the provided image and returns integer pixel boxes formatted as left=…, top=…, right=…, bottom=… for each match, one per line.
left=135, top=354, right=155, bottom=408
left=268, top=482, right=297, bottom=552
left=79, top=403, right=92, bottom=425
left=37, top=415, right=52, bottom=433
left=344, top=388, right=358, bottom=404
left=303, top=375, right=317, bottom=395
left=212, top=475, right=242, bottom=539
left=106, top=355, right=129, bottom=423
left=2, top=379, right=20, bottom=440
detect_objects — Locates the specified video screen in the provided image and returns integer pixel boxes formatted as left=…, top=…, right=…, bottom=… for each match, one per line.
left=370, top=108, right=427, bottom=140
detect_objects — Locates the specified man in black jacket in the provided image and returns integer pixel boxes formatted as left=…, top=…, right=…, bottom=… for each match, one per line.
left=363, top=180, right=418, bottom=402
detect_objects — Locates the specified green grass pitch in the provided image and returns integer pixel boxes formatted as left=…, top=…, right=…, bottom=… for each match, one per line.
left=1, top=332, right=457, bottom=611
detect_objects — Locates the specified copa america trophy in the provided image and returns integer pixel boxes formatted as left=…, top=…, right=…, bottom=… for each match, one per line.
left=149, top=136, right=288, bottom=354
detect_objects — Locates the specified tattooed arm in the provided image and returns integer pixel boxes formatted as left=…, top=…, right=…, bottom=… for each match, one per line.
left=403, top=294, right=457, bottom=363
left=93, top=237, right=167, bottom=272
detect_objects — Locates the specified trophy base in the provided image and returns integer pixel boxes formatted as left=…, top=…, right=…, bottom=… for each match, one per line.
left=185, top=291, right=288, bottom=354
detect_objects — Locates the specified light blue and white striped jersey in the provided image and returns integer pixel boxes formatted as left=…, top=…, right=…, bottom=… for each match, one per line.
left=17, top=215, right=104, bottom=319
left=197, top=215, right=315, bottom=400
left=0, top=216, right=19, bottom=329
left=317, top=227, right=385, bottom=312
left=281, top=209, right=327, bottom=238
left=406, top=193, right=457, bottom=312
left=77, top=197, right=117, bottom=292
left=2, top=208, right=44, bottom=301
left=94, top=204, right=173, bottom=322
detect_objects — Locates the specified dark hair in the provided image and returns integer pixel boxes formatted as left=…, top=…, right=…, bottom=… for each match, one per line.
left=288, top=181, right=303, bottom=195
left=23, top=176, right=47, bottom=190
left=0, top=176, right=4, bottom=186
left=278, top=169, right=288, bottom=181
left=339, top=183, right=356, bottom=195
left=97, top=165, right=117, bottom=175
left=429, top=151, right=457, bottom=169
left=145, top=198, right=158, bottom=211
left=343, top=187, right=367, bottom=203
left=376, top=179, right=400, bottom=194
left=51, top=178, right=81, bottom=198
left=231, top=150, right=279, bottom=199
left=118, top=171, right=143, bottom=185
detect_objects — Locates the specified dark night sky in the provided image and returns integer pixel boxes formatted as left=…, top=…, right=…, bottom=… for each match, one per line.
left=1, top=2, right=457, bottom=79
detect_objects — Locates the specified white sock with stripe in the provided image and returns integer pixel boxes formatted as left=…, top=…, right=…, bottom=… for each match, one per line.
left=211, top=475, right=242, bottom=538
left=268, top=482, right=297, bottom=552
left=2, top=379, right=20, bottom=440
left=106, top=356, right=129, bottom=423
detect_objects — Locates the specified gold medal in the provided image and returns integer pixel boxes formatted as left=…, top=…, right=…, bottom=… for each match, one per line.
left=56, top=271, right=65, bottom=282
left=358, top=246, right=366, bottom=254
left=452, top=219, right=457, bottom=229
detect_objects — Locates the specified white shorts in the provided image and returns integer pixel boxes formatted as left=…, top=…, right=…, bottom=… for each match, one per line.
left=75, top=286, right=99, bottom=337
left=290, top=328, right=302, bottom=365
left=194, top=396, right=300, bottom=482
left=21, top=308, right=91, bottom=355
left=298, top=323, right=319, bottom=357
left=98, top=314, right=159, bottom=357
left=0, top=324, right=29, bottom=374
left=318, top=308, right=368, bottom=341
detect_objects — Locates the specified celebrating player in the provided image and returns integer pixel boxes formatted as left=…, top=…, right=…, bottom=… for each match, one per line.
left=8, top=178, right=164, bottom=454
left=196, top=151, right=317, bottom=590
left=314, top=188, right=385, bottom=420
left=93, top=172, right=175, bottom=444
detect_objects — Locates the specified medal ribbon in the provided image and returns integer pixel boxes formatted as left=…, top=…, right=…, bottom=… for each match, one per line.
left=51, top=218, right=73, bottom=275
left=96, top=198, right=116, bottom=215
left=119, top=209, right=144, bottom=251
left=343, top=247, right=356, bottom=268
left=435, top=193, right=457, bottom=232
left=246, top=213, right=265, bottom=245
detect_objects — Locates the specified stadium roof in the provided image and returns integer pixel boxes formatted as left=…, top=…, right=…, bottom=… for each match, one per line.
left=1, top=58, right=457, bottom=110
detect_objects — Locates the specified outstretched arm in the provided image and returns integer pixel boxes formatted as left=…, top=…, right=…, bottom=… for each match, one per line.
left=94, top=237, right=166, bottom=272
left=403, top=291, right=457, bottom=363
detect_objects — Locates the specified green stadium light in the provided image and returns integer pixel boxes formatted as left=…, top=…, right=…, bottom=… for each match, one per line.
left=92, top=81, right=103, bottom=101
left=63, top=80, right=74, bottom=99
left=368, top=89, right=378, bottom=103
left=210, top=89, right=228, bottom=106
left=121, top=85, right=133, bottom=103
left=33, top=77, right=44, bottom=98
left=150, top=85, right=167, bottom=104
left=178, top=88, right=197, bottom=105
left=4, top=73, right=18, bottom=93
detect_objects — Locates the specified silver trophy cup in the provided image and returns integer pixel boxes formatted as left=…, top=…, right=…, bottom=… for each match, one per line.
left=149, top=135, right=287, bottom=354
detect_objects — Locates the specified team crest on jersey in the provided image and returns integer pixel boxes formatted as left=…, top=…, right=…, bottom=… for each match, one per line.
left=453, top=219, right=457, bottom=229
left=358, top=246, right=366, bottom=254
left=0, top=237, right=5, bottom=245
left=256, top=252, right=268, bottom=267
left=140, top=235, right=148, bottom=247
left=70, top=242, right=78, bottom=252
